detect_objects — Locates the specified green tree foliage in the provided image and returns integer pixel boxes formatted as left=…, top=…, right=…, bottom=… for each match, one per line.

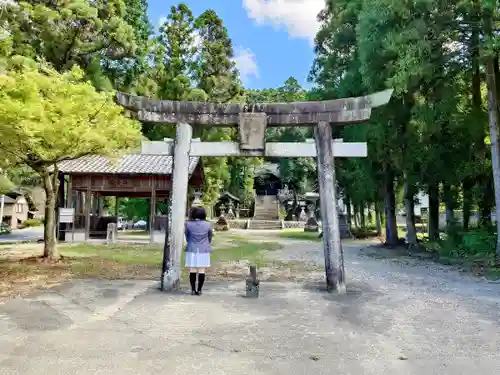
left=0, top=58, right=142, bottom=259
left=310, top=0, right=500, bottom=257
left=248, top=77, right=317, bottom=195
left=141, top=5, right=248, bottom=207
left=1, top=0, right=150, bottom=91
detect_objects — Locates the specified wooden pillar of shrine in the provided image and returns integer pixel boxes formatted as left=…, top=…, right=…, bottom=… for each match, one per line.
left=84, top=177, right=92, bottom=241
left=75, top=191, right=81, bottom=216
left=97, top=196, right=104, bottom=217
left=66, top=176, right=73, bottom=241
left=115, top=197, right=119, bottom=218
left=57, top=172, right=66, bottom=241
left=149, top=177, right=156, bottom=244
left=66, top=176, right=73, bottom=209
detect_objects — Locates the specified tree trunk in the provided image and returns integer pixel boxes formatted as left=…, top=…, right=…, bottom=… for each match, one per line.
left=403, top=180, right=417, bottom=246
left=462, top=178, right=473, bottom=230
left=345, top=197, right=352, bottom=228
left=41, top=171, right=60, bottom=260
left=359, top=202, right=366, bottom=229
left=485, top=52, right=500, bottom=261
left=384, top=167, right=398, bottom=246
left=428, top=183, right=440, bottom=241
left=466, top=0, right=480, bottom=232
left=375, top=203, right=382, bottom=236
left=479, top=176, right=494, bottom=227
left=353, top=205, right=359, bottom=228
left=442, top=183, right=455, bottom=228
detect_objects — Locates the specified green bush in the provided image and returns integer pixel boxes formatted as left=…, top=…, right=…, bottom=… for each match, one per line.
left=0, top=221, right=11, bottom=234
left=18, top=218, right=43, bottom=229
left=435, top=225, right=496, bottom=261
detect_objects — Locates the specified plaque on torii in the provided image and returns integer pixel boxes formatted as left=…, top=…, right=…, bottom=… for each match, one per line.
left=116, top=89, right=393, bottom=294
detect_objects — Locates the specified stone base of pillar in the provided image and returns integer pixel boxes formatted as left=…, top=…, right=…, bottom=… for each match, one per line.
left=161, top=267, right=181, bottom=291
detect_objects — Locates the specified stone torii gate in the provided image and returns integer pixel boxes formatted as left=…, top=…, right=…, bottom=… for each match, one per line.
left=116, top=89, right=393, bottom=294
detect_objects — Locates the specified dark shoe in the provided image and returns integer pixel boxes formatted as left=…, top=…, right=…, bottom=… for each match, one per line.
left=191, top=290, right=196, bottom=295
left=195, top=291, right=202, bottom=296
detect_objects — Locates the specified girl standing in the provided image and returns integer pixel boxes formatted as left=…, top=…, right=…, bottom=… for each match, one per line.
left=185, top=207, right=213, bottom=295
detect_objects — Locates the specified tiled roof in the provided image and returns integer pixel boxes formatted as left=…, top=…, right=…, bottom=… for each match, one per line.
left=57, top=154, right=199, bottom=175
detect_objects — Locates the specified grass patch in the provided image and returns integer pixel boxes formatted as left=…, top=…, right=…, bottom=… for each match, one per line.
left=212, top=240, right=282, bottom=267
left=278, top=230, right=321, bottom=241
left=0, top=235, right=282, bottom=300
left=119, top=230, right=148, bottom=236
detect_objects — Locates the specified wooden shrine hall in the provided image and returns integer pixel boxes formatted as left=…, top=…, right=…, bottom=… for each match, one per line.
left=56, top=152, right=204, bottom=241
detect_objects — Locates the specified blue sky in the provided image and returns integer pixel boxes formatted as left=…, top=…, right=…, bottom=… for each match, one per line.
left=146, top=0, right=324, bottom=90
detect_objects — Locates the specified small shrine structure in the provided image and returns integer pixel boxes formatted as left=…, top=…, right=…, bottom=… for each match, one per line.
left=56, top=151, right=204, bottom=243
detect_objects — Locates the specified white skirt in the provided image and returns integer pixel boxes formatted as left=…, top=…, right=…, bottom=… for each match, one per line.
left=185, top=251, right=211, bottom=268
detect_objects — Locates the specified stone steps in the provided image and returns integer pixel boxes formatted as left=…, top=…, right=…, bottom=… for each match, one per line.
left=253, top=213, right=279, bottom=220
left=248, top=220, right=283, bottom=230
left=254, top=195, right=279, bottom=221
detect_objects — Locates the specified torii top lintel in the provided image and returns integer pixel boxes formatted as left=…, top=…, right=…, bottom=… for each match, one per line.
left=115, top=89, right=393, bottom=126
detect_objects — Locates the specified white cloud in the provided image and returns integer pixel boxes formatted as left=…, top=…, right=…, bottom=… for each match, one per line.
left=155, top=16, right=258, bottom=84
left=157, top=16, right=167, bottom=29
left=242, top=0, right=325, bottom=44
left=232, top=47, right=259, bottom=84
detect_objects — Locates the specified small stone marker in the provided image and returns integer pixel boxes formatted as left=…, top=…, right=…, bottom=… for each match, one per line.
left=106, top=223, right=117, bottom=244
left=245, top=265, right=259, bottom=298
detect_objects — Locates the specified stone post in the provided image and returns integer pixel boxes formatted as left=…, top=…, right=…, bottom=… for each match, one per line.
left=106, top=223, right=117, bottom=244
left=314, top=121, right=346, bottom=294
left=227, top=201, right=235, bottom=219
left=161, top=122, right=192, bottom=291
left=298, top=202, right=307, bottom=221
left=245, top=265, right=259, bottom=298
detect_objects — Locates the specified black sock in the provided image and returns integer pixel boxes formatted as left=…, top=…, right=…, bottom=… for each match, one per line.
left=189, top=272, right=197, bottom=292
left=197, top=273, right=205, bottom=292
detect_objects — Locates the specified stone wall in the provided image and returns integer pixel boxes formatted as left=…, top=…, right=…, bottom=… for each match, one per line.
left=208, top=219, right=307, bottom=230
left=210, top=219, right=249, bottom=229
left=283, top=221, right=306, bottom=229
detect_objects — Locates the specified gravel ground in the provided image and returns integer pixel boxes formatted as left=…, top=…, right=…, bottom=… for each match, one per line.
left=1, top=232, right=500, bottom=374
left=257, top=233, right=500, bottom=361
